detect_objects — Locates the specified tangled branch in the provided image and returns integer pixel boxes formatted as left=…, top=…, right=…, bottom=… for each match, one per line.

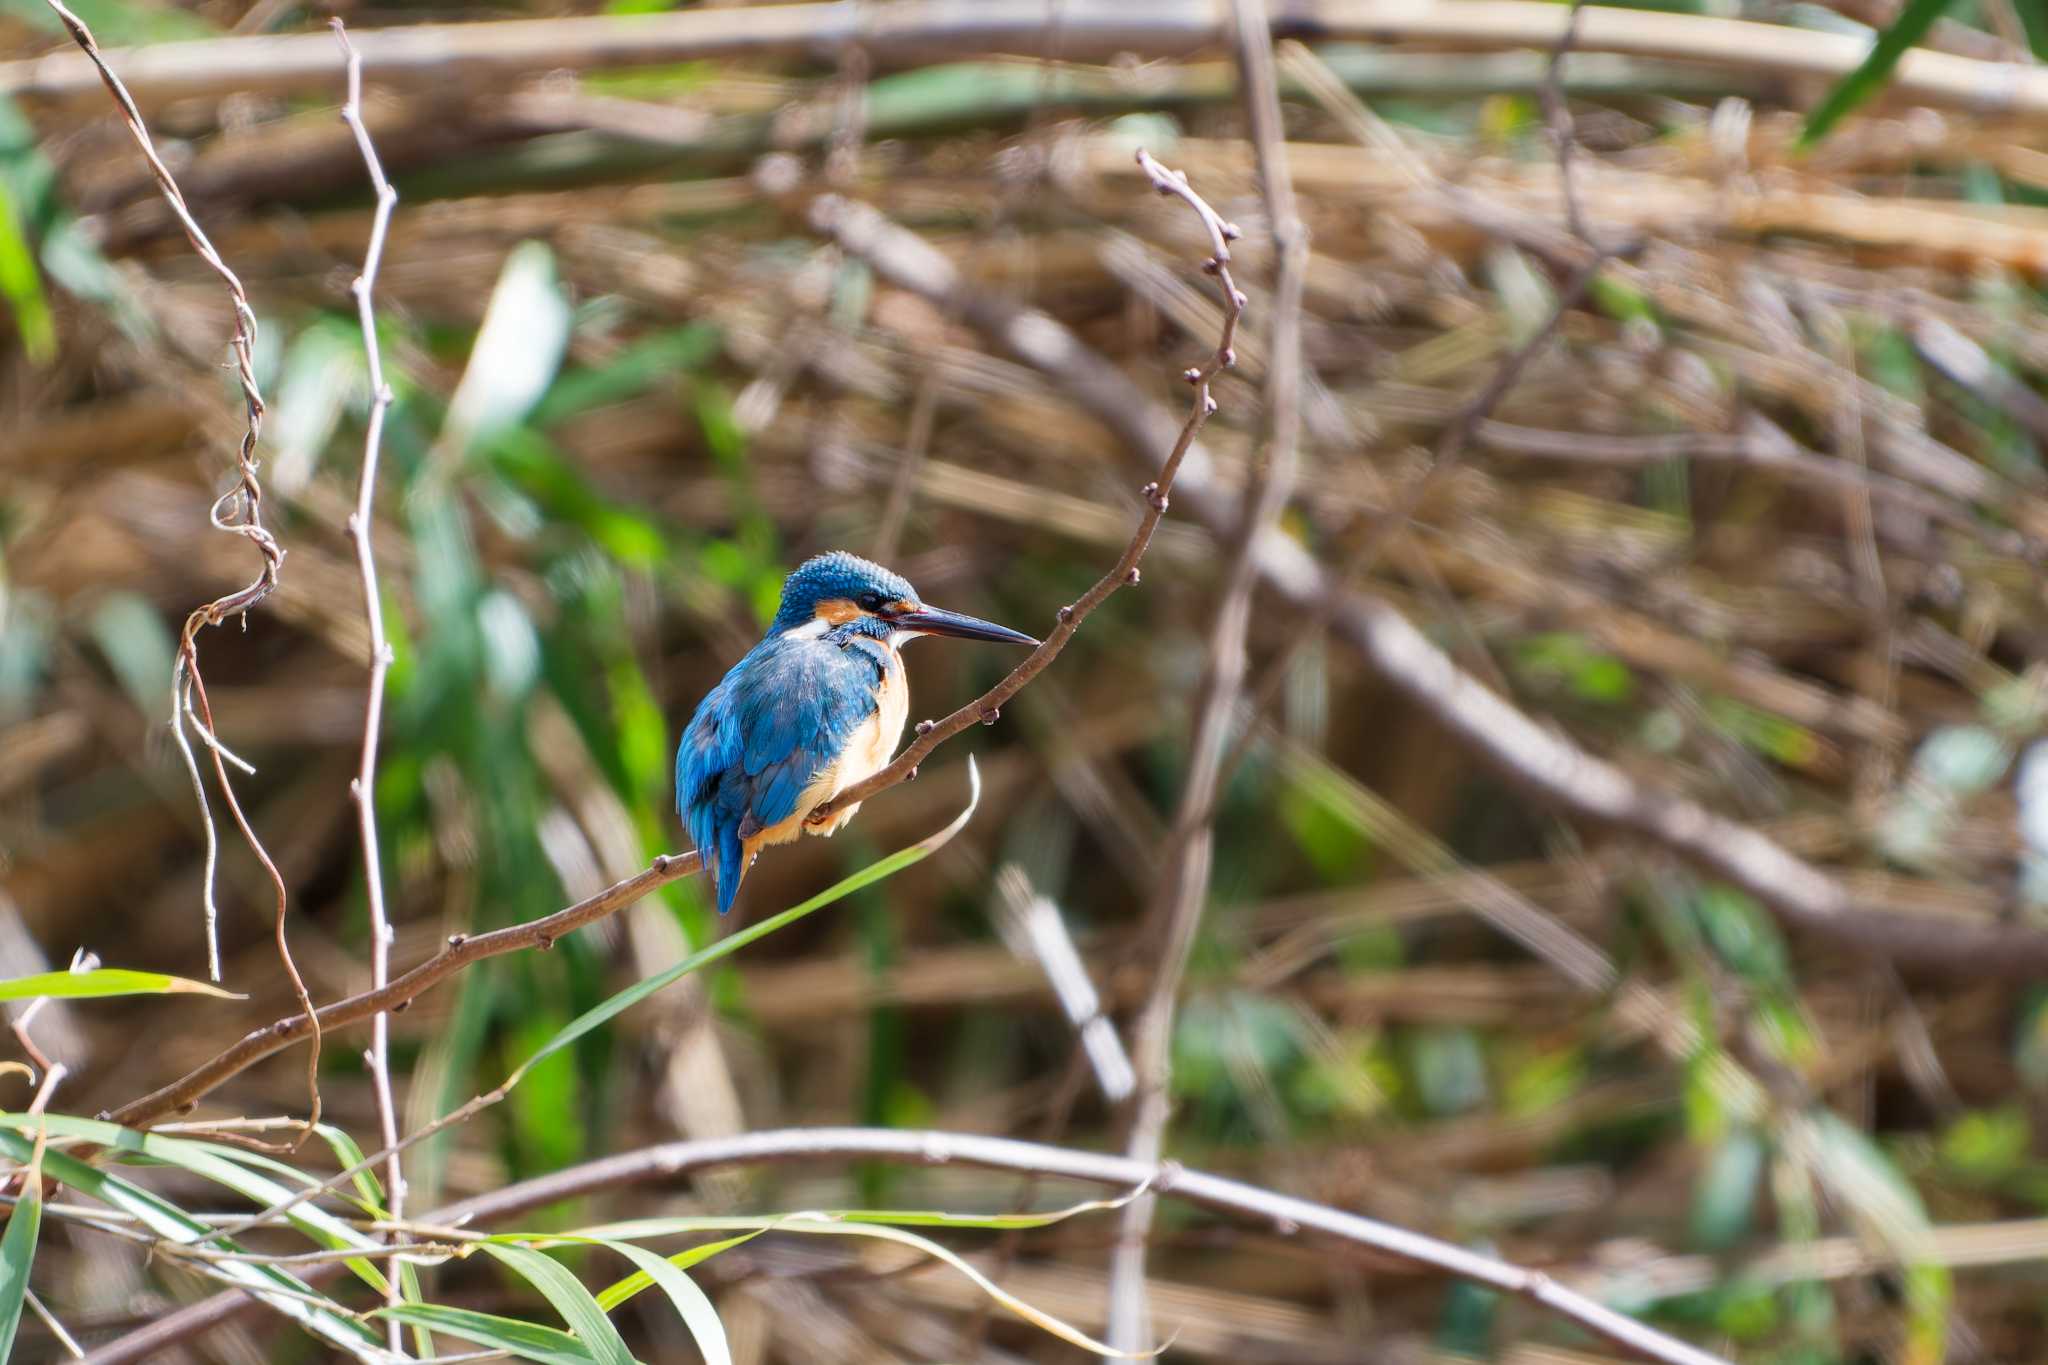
left=40, top=0, right=318, bottom=1128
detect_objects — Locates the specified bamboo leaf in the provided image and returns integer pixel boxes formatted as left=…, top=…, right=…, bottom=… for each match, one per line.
left=0, top=1120, right=44, bottom=1361
left=0, top=1129, right=383, bottom=1360
left=0, top=1115, right=387, bottom=1294
left=1798, top=0, right=1961, bottom=147
left=592, top=1233, right=760, bottom=1312
left=483, top=1244, right=635, bottom=1365
left=375, top=1303, right=596, bottom=1365
left=529, top=1198, right=1150, bottom=1359
left=0, top=967, right=244, bottom=1002
left=588, top=1237, right=730, bottom=1365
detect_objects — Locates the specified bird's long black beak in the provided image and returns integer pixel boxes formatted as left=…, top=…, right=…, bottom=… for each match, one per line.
left=895, top=604, right=1038, bottom=647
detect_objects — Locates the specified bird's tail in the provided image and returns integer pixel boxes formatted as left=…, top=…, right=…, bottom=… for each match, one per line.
left=714, top=824, right=745, bottom=916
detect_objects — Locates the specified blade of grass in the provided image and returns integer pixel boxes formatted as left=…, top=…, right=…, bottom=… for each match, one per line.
left=592, top=1232, right=760, bottom=1312
left=0, top=1130, right=383, bottom=1359
left=0, top=968, right=244, bottom=1001
left=1798, top=0, right=1960, bottom=147
left=375, top=1303, right=596, bottom=1364
left=0, top=1115, right=389, bottom=1294
left=0, top=1120, right=45, bottom=1360
left=513, top=1205, right=1145, bottom=1359
left=481, top=1243, right=634, bottom=1365
left=587, top=1237, right=730, bottom=1365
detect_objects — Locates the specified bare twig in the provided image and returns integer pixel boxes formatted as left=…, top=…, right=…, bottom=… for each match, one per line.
left=800, top=148, right=1237, bottom=827
left=25, top=1287, right=83, bottom=1359
left=1211, top=34, right=1627, bottom=790
left=81, top=1126, right=1731, bottom=1365
left=12, top=950, right=96, bottom=1118
left=992, top=868, right=1133, bottom=1103
left=1109, top=2, right=1299, bottom=1349
left=1541, top=0, right=1591, bottom=244
left=104, top=851, right=698, bottom=1128
left=331, top=17, right=404, bottom=1344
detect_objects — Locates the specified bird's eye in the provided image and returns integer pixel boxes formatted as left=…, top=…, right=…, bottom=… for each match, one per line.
left=857, top=591, right=885, bottom=612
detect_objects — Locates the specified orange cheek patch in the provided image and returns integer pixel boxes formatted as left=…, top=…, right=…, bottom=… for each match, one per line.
left=888, top=599, right=917, bottom=617
left=815, top=598, right=860, bottom=626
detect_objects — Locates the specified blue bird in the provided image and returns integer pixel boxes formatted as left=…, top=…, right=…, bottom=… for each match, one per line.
left=677, top=552, right=1037, bottom=915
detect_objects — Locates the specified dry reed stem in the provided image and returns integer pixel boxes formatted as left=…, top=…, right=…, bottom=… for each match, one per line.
left=331, top=17, right=404, bottom=1342
left=1109, top=2, right=1296, bottom=1348
left=83, top=1127, right=1735, bottom=1365
left=8, top=0, right=2048, bottom=120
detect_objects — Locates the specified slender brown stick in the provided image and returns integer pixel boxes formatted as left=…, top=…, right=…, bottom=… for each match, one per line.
left=78, top=1126, right=1731, bottom=1365
left=104, top=852, right=699, bottom=1127
left=1108, top=3, right=1299, bottom=1349
left=803, top=147, right=1236, bottom=827
left=331, top=17, right=404, bottom=1342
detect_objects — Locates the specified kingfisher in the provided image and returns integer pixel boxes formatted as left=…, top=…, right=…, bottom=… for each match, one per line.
left=677, top=551, right=1037, bottom=915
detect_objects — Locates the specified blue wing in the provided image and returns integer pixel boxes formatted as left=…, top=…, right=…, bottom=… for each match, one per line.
left=676, top=633, right=882, bottom=913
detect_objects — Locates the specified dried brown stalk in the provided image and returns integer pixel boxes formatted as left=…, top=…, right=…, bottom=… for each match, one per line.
left=332, top=17, right=404, bottom=1340
left=81, top=1126, right=1733, bottom=1365
left=1109, top=2, right=1297, bottom=1348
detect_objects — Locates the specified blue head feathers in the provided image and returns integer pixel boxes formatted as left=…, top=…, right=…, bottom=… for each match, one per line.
left=676, top=552, right=1036, bottom=916
left=771, top=552, right=917, bottom=632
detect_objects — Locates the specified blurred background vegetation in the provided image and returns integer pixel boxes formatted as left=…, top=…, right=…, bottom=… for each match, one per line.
left=7, top=0, right=2048, bottom=1359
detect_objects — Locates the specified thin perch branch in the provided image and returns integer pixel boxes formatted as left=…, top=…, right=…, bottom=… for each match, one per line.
left=800, top=148, right=1234, bottom=827
left=104, top=851, right=700, bottom=1128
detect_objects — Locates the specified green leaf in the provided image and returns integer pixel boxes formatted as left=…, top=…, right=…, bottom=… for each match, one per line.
left=544, top=1215, right=1143, bottom=1358
left=500, top=760, right=982, bottom=1092
left=88, top=592, right=176, bottom=719
left=1691, top=1128, right=1765, bottom=1250
left=0, top=967, right=243, bottom=1002
left=438, top=241, right=572, bottom=462
left=482, top=1244, right=634, bottom=1365
left=593, top=1233, right=760, bottom=1311
left=0, top=1128, right=383, bottom=1359
left=531, top=323, right=721, bottom=426
left=0, top=178, right=52, bottom=364
left=0, top=1114, right=387, bottom=1295
left=1798, top=0, right=1960, bottom=147
left=375, top=1303, right=596, bottom=1364
left=0, top=1121, right=44, bottom=1361
left=588, top=1238, right=730, bottom=1365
